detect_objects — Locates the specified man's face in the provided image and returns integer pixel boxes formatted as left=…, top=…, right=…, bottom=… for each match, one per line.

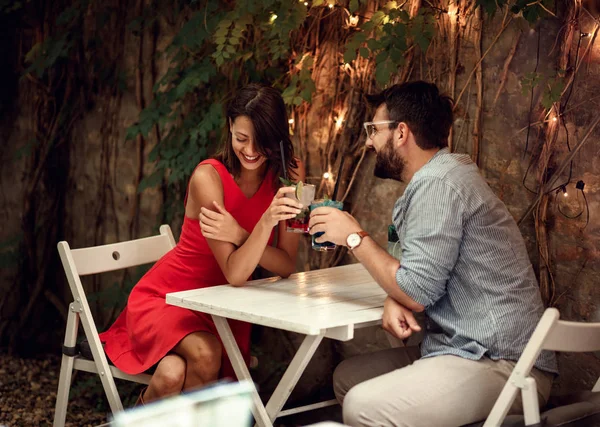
left=366, top=105, right=406, bottom=182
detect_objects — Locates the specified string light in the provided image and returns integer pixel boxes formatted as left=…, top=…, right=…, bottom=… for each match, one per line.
left=328, top=2, right=334, bottom=9
left=552, top=116, right=558, bottom=122
left=288, top=118, right=294, bottom=124
left=304, top=1, right=308, bottom=5
left=269, top=13, right=278, bottom=23
left=581, top=32, right=591, bottom=38
left=562, top=186, right=568, bottom=197
left=335, top=116, right=344, bottom=129
left=323, top=172, right=331, bottom=179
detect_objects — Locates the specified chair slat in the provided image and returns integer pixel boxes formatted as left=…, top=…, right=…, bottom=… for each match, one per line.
left=544, top=320, right=600, bottom=352
left=71, top=234, right=174, bottom=276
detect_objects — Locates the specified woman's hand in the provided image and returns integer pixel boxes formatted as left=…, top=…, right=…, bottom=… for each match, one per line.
left=382, top=296, right=422, bottom=340
left=261, top=186, right=304, bottom=228
left=200, top=201, right=248, bottom=246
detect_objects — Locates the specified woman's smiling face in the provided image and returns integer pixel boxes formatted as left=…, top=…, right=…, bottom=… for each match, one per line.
left=230, top=115, right=268, bottom=172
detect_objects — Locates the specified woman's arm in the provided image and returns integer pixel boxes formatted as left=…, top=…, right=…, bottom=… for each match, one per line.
left=187, top=165, right=300, bottom=286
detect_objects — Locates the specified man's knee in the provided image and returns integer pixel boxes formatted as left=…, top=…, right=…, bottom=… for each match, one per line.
left=333, top=358, right=357, bottom=404
left=342, top=383, right=382, bottom=427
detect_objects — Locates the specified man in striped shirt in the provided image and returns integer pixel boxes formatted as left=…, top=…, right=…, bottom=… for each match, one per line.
left=308, top=81, right=557, bottom=427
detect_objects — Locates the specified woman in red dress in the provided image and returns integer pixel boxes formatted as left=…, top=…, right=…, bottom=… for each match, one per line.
left=99, top=83, right=305, bottom=404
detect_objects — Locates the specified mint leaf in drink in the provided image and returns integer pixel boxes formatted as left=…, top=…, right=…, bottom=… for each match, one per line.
left=279, top=177, right=295, bottom=187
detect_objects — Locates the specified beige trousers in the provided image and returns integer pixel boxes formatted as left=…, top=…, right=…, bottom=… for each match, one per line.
left=333, top=346, right=553, bottom=427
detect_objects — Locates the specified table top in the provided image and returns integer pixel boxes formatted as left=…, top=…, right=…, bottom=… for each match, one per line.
left=166, top=263, right=386, bottom=336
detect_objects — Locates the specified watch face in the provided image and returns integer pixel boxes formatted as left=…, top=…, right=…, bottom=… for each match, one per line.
left=347, top=233, right=360, bottom=248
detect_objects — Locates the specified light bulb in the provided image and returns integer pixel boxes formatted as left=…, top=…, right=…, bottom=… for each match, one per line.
left=561, top=186, right=568, bottom=197
left=323, top=172, right=331, bottom=179
left=304, top=1, right=308, bottom=5
left=328, top=3, right=334, bottom=8
left=288, top=118, right=294, bottom=124
left=270, top=14, right=278, bottom=23
left=335, top=117, right=343, bottom=128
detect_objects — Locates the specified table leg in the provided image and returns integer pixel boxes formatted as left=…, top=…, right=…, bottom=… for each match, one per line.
left=264, top=333, right=325, bottom=422
left=212, top=315, right=272, bottom=427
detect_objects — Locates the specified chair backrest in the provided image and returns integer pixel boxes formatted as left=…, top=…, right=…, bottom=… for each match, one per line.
left=57, top=224, right=176, bottom=340
left=510, top=308, right=600, bottom=383
left=484, top=308, right=600, bottom=426
left=543, top=318, right=600, bottom=353
left=67, top=225, right=176, bottom=276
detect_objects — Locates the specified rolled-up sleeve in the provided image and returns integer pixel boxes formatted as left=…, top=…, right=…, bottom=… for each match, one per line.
left=395, top=177, right=464, bottom=309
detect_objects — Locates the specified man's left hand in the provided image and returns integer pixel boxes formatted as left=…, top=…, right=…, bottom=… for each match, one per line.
left=308, top=207, right=362, bottom=246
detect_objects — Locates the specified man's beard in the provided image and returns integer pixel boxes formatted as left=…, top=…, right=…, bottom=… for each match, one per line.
left=374, top=136, right=406, bottom=182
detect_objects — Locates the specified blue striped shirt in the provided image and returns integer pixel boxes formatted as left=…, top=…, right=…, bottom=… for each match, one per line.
left=393, top=148, right=557, bottom=373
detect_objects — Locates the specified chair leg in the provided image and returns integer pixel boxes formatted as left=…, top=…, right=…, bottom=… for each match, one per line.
left=522, top=377, right=541, bottom=426
left=483, top=383, right=520, bottom=427
left=53, top=305, right=79, bottom=427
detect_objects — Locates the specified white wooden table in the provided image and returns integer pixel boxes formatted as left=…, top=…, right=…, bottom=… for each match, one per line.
left=166, top=263, right=386, bottom=427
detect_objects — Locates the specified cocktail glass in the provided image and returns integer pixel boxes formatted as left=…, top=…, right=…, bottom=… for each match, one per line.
left=285, top=182, right=316, bottom=233
left=309, top=199, right=344, bottom=251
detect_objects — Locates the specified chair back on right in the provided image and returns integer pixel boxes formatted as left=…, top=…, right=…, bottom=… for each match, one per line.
left=484, top=308, right=600, bottom=427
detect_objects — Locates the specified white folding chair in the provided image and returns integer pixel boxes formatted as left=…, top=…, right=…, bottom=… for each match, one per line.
left=484, top=307, right=600, bottom=427
left=53, top=225, right=176, bottom=427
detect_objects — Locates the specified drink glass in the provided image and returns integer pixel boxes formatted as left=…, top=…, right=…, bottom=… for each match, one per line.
left=309, top=199, right=344, bottom=251
left=285, top=183, right=316, bottom=233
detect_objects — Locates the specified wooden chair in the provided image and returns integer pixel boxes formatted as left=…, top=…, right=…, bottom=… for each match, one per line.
left=483, top=308, right=600, bottom=427
left=53, top=225, right=176, bottom=427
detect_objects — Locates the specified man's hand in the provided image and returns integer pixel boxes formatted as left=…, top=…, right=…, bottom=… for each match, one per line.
left=382, top=296, right=422, bottom=339
left=308, top=207, right=362, bottom=246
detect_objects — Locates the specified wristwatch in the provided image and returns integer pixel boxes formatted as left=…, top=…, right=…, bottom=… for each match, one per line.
left=346, top=231, right=369, bottom=250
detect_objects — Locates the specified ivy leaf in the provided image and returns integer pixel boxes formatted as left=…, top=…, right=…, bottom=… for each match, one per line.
left=138, top=169, right=164, bottom=193
left=349, top=0, right=359, bottom=13
left=367, top=38, right=381, bottom=51
left=359, top=47, right=370, bottom=59
left=125, top=124, right=140, bottom=141
left=375, top=61, right=392, bottom=86
left=414, top=32, right=430, bottom=52
left=542, top=80, right=565, bottom=109
left=375, top=50, right=388, bottom=65
left=343, top=47, right=357, bottom=64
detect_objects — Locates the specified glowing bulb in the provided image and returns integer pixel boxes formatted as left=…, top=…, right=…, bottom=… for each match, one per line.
left=447, top=4, right=458, bottom=17
left=270, top=14, right=278, bottom=23
left=328, top=3, right=334, bottom=8
left=564, top=191, right=568, bottom=197
left=552, top=117, right=558, bottom=122
left=288, top=118, right=294, bottom=124
left=304, top=1, right=308, bottom=5
left=323, top=172, right=331, bottom=179
left=561, top=186, right=568, bottom=197
left=348, top=15, right=359, bottom=27
left=335, top=117, right=344, bottom=128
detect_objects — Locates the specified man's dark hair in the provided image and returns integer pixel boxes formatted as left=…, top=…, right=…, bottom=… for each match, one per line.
left=366, top=81, right=454, bottom=150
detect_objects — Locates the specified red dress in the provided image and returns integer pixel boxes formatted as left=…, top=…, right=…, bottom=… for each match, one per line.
left=99, top=159, right=276, bottom=377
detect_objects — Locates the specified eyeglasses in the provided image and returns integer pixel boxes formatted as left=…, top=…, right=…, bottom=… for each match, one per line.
left=363, top=120, right=398, bottom=139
